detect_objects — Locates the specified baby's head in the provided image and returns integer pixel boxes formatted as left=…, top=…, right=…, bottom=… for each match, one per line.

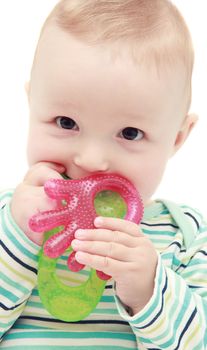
left=35, top=0, right=193, bottom=108
left=27, top=0, right=197, bottom=204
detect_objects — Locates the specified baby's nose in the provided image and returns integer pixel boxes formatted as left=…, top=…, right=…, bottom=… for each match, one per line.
left=73, top=144, right=109, bottom=173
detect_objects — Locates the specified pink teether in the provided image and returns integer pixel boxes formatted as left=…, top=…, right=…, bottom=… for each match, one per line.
left=29, top=173, right=143, bottom=279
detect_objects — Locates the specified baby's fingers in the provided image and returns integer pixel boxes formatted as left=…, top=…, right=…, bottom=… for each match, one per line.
left=72, top=239, right=134, bottom=262
left=75, top=228, right=141, bottom=248
left=94, top=216, right=144, bottom=237
left=24, top=162, right=65, bottom=186
left=75, top=250, right=129, bottom=278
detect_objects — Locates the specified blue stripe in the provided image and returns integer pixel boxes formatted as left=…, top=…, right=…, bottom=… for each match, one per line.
left=198, top=249, right=207, bottom=256
left=20, top=316, right=129, bottom=326
left=142, top=222, right=178, bottom=229
left=184, top=212, right=200, bottom=230
left=169, top=241, right=182, bottom=250
left=137, top=274, right=168, bottom=329
left=0, top=239, right=37, bottom=274
left=0, top=300, right=25, bottom=311
left=174, top=307, right=197, bottom=350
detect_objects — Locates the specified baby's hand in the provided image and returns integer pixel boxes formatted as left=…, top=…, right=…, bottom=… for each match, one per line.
left=10, top=162, right=65, bottom=246
left=72, top=216, right=158, bottom=315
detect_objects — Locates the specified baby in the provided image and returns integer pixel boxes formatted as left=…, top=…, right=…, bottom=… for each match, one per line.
left=0, top=0, right=206, bottom=349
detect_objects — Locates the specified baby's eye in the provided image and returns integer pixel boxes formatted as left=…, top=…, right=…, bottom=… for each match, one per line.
left=119, top=127, right=144, bottom=141
left=56, top=116, right=79, bottom=130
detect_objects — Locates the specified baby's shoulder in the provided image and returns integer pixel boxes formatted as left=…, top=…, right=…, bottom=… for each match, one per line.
left=159, top=199, right=206, bottom=249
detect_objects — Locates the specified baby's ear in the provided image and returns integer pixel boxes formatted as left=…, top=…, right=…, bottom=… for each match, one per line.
left=172, top=113, right=198, bottom=155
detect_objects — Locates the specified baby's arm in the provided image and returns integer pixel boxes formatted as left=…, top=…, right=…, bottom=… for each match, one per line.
left=0, top=162, right=65, bottom=338
left=72, top=213, right=207, bottom=349
left=116, top=215, right=207, bottom=349
left=0, top=189, right=39, bottom=338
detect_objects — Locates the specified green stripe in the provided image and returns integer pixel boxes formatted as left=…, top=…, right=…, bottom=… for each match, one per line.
left=13, top=324, right=49, bottom=330
left=0, top=319, right=16, bottom=328
left=100, top=295, right=114, bottom=302
left=1, top=208, right=38, bottom=262
left=0, top=271, right=29, bottom=294
left=0, top=286, right=19, bottom=302
left=163, top=254, right=181, bottom=268
left=31, top=289, right=40, bottom=297
left=143, top=229, right=176, bottom=236
left=4, top=330, right=135, bottom=340
left=25, top=301, right=43, bottom=309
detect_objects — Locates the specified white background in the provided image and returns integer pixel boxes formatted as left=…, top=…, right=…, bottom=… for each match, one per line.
left=0, top=1, right=206, bottom=213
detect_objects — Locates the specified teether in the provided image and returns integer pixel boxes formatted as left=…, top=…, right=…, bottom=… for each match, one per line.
left=29, top=173, right=143, bottom=321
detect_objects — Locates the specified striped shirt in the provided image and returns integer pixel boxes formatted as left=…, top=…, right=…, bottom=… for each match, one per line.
left=0, top=189, right=207, bottom=349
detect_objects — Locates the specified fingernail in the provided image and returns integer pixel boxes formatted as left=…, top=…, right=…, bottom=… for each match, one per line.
left=94, top=216, right=103, bottom=227
left=71, top=239, right=81, bottom=249
left=75, top=229, right=85, bottom=238
left=75, top=251, right=85, bottom=264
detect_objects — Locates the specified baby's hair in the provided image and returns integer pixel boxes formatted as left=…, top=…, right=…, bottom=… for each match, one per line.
left=35, top=0, right=194, bottom=111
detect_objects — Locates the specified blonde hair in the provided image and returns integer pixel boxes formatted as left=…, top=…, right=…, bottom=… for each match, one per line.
left=34, top=0, right=194, bottom=110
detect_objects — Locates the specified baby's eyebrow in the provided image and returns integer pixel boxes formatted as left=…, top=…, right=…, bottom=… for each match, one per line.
left=120, top=112, right=148, bottom=125
left=52, top=100, right=79, bottom=111
left=40, top=99, right=80, bottom=117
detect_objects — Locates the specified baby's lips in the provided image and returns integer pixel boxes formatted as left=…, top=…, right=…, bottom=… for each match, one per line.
left=50, top=162, right=66, bottom=173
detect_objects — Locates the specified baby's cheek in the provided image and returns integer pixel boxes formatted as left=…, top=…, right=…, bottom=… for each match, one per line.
left=27, top=141, right=61, bottom=166
left=135, top=162, right=166, bottom=203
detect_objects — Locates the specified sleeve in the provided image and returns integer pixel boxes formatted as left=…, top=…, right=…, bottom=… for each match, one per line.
left=115, top=217, right=207, bottom=349
left=0, top=190, right=40, bottom=339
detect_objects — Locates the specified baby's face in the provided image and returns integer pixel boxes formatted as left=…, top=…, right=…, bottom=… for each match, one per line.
left=27, top=25, right=187, bottom=205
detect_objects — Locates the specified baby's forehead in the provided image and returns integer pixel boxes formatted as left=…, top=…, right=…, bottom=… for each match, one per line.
left=31, top=0, right=194, bottom=115
left=31, top=24, right=187, bottom=120
left=37, top=19, right=187, bottom=70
